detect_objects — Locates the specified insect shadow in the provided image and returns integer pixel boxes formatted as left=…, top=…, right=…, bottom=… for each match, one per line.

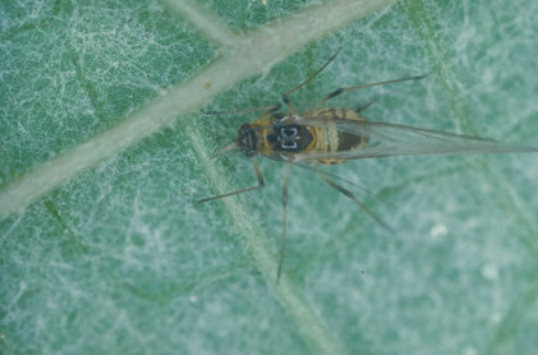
left=198, top=48, right=537, bottom=284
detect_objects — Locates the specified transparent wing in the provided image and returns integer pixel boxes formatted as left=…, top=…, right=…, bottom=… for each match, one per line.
left=292, top=117, right=537, bottom=161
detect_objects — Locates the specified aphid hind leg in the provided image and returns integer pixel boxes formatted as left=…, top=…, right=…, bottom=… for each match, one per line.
left=196, top=160, right=265, bottom=203
left=315, top=170, right=394, bottom=233
left=281, top=47, right=343, bottom=112
left=276, top=164, right=291, bottom=284
left=316, top=73, right=429, bottom=109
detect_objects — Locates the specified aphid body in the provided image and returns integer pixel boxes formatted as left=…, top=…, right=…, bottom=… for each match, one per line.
left=238, top=108, right=367, bottom=164
left=200, top=49, right=537, bottom=283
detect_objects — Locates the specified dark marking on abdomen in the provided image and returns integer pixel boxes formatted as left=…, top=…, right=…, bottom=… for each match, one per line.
left=337, top=130, right=367, bottom=151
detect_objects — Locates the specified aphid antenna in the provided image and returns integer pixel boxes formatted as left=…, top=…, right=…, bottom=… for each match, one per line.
left=200, top=104, right=282, bottom=116
left=281, top=46, right=343, bottom=112
left=315, top=72, right=430, bottom=109
left=282, top=46, right=343, bottom=99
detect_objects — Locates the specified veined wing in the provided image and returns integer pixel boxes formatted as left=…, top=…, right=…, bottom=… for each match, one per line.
left=292, top=117, right=538, bottom=161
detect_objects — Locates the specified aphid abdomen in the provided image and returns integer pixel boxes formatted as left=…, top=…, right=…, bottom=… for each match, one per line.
left=306, top=108, right=368, bottom=164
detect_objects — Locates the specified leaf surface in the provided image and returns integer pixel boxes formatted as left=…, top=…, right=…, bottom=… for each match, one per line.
left=1, top=0, right=538, bottom=354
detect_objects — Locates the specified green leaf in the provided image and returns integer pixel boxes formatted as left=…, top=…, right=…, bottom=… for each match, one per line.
left=1, top=0, right=538, bottom=354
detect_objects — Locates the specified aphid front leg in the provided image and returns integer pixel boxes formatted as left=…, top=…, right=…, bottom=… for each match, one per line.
left=197, top=160, right=265, bottom=203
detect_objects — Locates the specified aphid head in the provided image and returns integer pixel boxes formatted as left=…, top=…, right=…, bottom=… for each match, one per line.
left=237, top=123, right=257, bottom=158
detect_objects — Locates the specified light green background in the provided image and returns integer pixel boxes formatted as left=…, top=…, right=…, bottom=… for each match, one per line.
left=1, top=0, right=537, bottom=354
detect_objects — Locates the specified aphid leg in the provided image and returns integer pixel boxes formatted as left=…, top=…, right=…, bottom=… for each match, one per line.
left=281, top=47, right=343, bottom=112
left=277, top=163, right=291, bottom=284
left=356, top=97, right=378, bottom=113
left=196, top=160, right=265, bottom=203
left=315, top=170, right=394, bottom=233
left=294, top=162, right=376, bottom=198
left=316, top=73, right=429, bottom=109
